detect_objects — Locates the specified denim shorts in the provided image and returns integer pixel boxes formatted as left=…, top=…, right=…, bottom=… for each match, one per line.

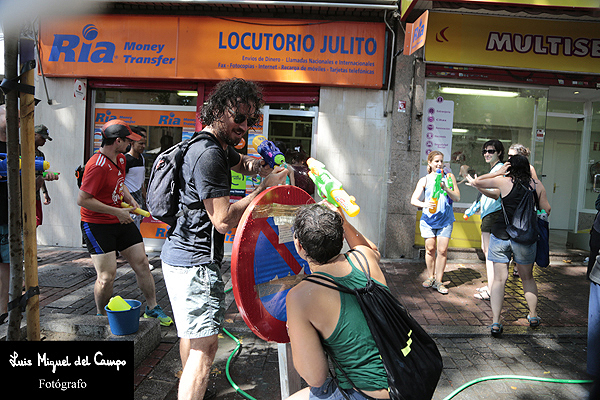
left=589, top=282, right=600, bottom=376
left=162, top=261, right=226, bottom=339
left=420, top=220, right=453, bottom=239
left=309, top=378, right=375, bottom=400
left=487, top=234, right=536, bottom=265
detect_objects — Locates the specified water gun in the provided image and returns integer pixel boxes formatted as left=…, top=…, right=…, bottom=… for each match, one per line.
left=306, top=158, right=360, bottom=217
left=463, top=200, right=480, bottom=220
left=0, top=153, right=50, bottom=182
left=252, top=135, right=286, bottom=168
left=121, top=201, right=150, bottom=217
left=429, top=169, right=444, bottom=214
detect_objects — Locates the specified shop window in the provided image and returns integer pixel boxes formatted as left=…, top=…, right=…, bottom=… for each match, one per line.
left=95, top=89, right=197, bottom=106
left=424, top=81, right=548, bottom=206
left=268, top=115, right=313, bottom=159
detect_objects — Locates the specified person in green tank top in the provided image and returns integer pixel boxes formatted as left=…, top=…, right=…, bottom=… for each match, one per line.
left=286, top=202, right=390, bottom=400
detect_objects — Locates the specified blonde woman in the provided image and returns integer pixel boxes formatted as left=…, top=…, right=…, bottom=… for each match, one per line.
left=411, top=151, right=460, bottom=294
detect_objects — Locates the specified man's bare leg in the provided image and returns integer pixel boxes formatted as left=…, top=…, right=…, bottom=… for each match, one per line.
left=91, top=252, right=118, bottom=315
left=178, top=335, right=219, bottom=400
left=121, top=242, right=157, bottom=309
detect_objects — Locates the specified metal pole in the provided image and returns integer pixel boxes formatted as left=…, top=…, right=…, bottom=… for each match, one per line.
left=4, top=24, right=24, bottom=341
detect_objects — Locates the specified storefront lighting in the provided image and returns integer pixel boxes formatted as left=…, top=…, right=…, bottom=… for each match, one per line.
left=452, top=128, right=468, bottom=133
left=177, top=91, right=198, bottom=97
left=440, top=88, right=519, bottom=98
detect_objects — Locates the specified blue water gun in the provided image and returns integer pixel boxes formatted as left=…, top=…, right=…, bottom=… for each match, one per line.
left=0, top=153, right=50, bottom=182
left=252, top=135, right=286, bottom=168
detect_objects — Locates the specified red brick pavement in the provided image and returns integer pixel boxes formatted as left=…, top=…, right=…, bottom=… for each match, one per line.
left=33, top=247, right=591, bottom=396
left=382, top=258, right=590, bottom=328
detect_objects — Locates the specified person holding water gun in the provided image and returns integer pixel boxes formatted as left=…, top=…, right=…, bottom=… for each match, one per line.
left=411, top=150, right=460, bottom=294
left=77, top=119, right=172, bottom=326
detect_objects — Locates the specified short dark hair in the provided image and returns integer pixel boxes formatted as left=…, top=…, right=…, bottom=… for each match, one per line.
left=201, top=78, right=263, bottom=127
left=101, top=137, right=116, bottom=147
left=482, top=139, right=505, bottom=162
left=131, top=126, right=146, bottom=139
left=294, top=204, right=344, bottom=264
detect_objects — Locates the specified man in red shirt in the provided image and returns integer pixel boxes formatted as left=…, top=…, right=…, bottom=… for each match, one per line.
left=77, top=119, right=172, bottom=325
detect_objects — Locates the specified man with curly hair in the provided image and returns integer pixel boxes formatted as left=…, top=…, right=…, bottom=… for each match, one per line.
left=160, top=78, right=287, bottom=400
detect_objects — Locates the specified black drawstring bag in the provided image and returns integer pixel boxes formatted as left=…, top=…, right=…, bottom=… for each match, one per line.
left=303, top=250, right=443, bottom=400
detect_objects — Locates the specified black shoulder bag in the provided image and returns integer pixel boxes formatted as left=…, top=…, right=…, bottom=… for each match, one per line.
left=303, top=249, right=443, bottom=400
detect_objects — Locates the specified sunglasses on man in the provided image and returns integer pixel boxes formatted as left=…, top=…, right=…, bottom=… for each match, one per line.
left=228, top=107, right=258, bottom=128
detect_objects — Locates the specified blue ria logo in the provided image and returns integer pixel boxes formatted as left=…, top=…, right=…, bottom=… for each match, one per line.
left=49, top=24, right=116, bottom=63
left=412, top=20, right=425, bottom=44
left=159, top=113, right=180, bottom=125
left=95, top=110, right=117, bottom=123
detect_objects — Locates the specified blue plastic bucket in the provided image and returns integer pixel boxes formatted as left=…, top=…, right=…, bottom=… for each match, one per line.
left=105, top=299, right=142, bottom=335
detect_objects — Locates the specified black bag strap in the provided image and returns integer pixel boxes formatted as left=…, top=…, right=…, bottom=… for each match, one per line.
left=302, top=249, right=370, bottom=293
left=178, top=131, right=215, bottom=210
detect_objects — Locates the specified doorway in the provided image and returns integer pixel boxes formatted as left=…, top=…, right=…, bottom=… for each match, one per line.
left=262, top=106, right=318, bottom=159
left=542, top=115, right=582, bottom=230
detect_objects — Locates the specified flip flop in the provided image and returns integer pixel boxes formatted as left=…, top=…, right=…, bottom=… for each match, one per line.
left=527, top=315, right=541, bottom=328
left=474, top=289, right=490, bottom=300
left=491, top=323, right=503, bottom=336
left=476, top=286, right=489, bottom=293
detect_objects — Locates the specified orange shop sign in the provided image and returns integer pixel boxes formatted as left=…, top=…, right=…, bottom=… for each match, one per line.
left=39, top=15, right=385, bottom=88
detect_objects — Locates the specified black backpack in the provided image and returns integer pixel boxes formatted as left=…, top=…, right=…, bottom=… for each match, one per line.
left=303, top=250, right=443, bottom=400
left=502, top=181, right=539, bottom=245
left=146, top=131, right=212, bottom=226
left=75, top=165, right=85, bottom=188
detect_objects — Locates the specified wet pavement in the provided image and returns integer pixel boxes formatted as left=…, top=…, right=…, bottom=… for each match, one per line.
left=21, top=246, right=597, bottom=399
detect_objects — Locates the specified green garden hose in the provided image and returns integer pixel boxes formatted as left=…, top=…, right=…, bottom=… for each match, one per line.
left=442, top=375, right=594, bottom=400
left=223, top=287, right=259, bottom=400
left=222, top=327, right=258, bottom=400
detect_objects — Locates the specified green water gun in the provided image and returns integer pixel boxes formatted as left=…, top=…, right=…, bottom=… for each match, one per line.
left=429, top=169, right=444, bottom=214
left=307, top=158, right=360, bottom=217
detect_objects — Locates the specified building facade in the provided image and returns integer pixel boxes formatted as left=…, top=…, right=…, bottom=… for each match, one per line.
left=387, top=1, right=600, bottom=258
left=33, top=1, right=398, bottom=253
left=32, top=1, right=600, bottom=258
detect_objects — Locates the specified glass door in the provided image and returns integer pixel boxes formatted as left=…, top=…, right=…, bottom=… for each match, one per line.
left=262, top=105, right=318, bottom=159
left=542, top=103, right=584, bottom=230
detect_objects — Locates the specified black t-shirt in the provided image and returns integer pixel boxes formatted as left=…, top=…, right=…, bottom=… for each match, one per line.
left=160, top=133, right=241, bottom=267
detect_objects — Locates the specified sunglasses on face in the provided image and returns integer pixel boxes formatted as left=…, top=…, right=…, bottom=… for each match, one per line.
left=482, top=149, right=497, bottom=155
left=228, top=108, right=258, bottom=127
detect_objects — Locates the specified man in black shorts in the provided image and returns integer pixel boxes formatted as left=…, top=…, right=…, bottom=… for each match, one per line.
left=77, top=119, right=172, bottom=325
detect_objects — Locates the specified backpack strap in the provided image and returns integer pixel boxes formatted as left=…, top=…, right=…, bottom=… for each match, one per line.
left=177, top=131, right=216, bottom=211
left=344, top=249, right=371, bottom=282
